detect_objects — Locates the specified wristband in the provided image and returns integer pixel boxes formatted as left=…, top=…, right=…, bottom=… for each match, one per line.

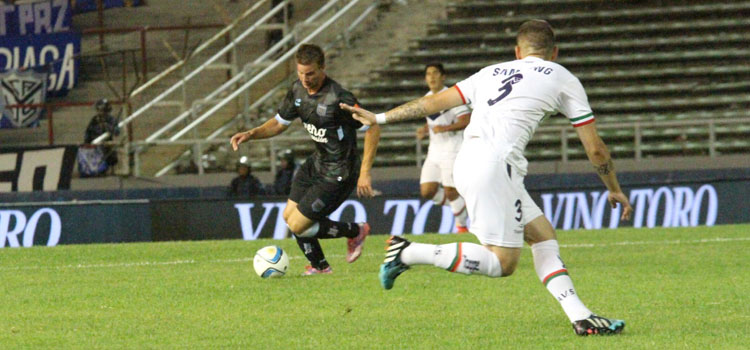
left=375, top=113, right=388, bottom=125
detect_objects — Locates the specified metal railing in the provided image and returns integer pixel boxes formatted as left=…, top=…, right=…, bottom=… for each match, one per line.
left=120, top=0, right=381, bottom=176
left=91, top=0, right=283, bottom=144
left=540, top=116, right=750, bottom=160
left=152, top=76, right=295, bottom=177
left=165, top=0, right=366, bottom=142
left=151, top=1, right=382, bottom=177
left=124, top=116, right=750, bottom=174
left=125, top=0, right=272, bottom=99
left=142, top=0, right=334, bottom=144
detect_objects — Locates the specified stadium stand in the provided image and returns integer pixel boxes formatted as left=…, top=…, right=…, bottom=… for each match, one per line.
left=350, top=0, right=750, bottom=164
left=3, top=0, right=748, bottom=179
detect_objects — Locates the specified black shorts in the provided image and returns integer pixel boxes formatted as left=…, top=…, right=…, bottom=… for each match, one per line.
left=289, top=158, right=358, bottom=221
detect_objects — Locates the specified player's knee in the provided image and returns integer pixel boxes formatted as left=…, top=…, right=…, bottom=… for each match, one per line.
left=286, top=220, right=306, bottom=236
left=523, top=216, right=557, bottom=245
left=490, top=251, right=519, bottom=277
left=524, top=228, right=556, bottom=245
left=288, top=218, right=320, bottom=238
left=420, top=187, right=436, bottom=199
left=500, top=260, right=518, bottom=277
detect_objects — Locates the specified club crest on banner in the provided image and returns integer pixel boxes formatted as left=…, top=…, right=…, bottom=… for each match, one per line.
left=0, top=70, right=47, bottom=128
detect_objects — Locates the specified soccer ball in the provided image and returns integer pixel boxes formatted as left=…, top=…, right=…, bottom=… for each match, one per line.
left=253, top=245, right=289, bottom=278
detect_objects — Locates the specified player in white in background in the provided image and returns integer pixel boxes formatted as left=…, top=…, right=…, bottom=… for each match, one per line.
left=417, top=63, right=471, bottom=233
left=341, top=20, right=634, bottom=336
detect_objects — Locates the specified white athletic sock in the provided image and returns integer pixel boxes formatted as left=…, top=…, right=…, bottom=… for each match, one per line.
left=399, top=242, right=434, bottom=265
left=401, top=242, right=502, bottom=277
left=449, top=196, right=468, bottom=227
left=431, top=187, right=446, bottom=206
left=531, top=240, right=592, bottom=322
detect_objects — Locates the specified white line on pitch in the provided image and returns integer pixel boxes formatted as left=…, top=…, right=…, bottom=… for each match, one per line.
left=1, top=236, right=748, bottom=272
left=559, top=236, right=750, bottom=248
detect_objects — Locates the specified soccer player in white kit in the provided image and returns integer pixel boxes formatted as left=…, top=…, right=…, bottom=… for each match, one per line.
left=341, top=20, right=634, bottom=336
left=417, top=63, right=471, bottom=233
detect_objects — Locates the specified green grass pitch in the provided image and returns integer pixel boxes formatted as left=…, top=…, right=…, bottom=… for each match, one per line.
left=1, top=224, right=748, bottom=349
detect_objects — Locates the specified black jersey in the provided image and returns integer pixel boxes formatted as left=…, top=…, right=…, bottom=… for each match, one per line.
left=277, top=77, right=363, bottom=182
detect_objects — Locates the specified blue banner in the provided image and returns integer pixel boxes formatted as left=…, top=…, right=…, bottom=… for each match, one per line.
left=71, top=0, right=142, bottom=14
left=0, top=31, right=80, bottom=96
left=0, top=0, right=72, bottom=37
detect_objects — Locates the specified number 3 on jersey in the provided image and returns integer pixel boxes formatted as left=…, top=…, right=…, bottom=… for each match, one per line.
left=488, top=73, right=524, bottom=106
left=514, top=199, right=523, bottom=222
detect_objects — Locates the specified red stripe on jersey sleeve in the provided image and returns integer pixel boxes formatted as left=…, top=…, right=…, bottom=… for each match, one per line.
left=453, top=85, right=467, bottom=105
left=573, top=118, right=595, bottom=128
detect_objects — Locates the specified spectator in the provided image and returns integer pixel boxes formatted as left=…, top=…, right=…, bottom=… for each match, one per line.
left=228, top=156, right=265, bottom=197
left=271, top=148, right=296, bottom=195
left=79, top=99, right=120, bottom=176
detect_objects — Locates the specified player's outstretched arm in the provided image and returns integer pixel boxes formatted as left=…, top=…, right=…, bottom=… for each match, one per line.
left=230, top=117, right=289, bottom=151
left=357, top=124, right=380, bottom=198
left=575, top=122, right=633, bottom=220
left=340, top=86, right=465, bottom=125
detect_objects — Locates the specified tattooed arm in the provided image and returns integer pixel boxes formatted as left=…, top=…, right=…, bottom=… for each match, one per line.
left=576, top=122, right=633, bottom=220
left=340, top=86, right=465, bottom=125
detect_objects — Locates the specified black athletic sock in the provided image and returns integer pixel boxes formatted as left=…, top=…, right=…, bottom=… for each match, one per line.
left=314, top=218, right=359, bottom=239
left=294, top=236, right=329, bottom=269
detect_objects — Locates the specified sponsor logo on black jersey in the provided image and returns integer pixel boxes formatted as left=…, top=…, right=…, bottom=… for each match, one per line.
left=304, top=122, right=328, bottom=143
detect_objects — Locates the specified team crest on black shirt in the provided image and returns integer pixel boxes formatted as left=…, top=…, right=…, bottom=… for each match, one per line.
left=316, top=103, right=327, bottom=117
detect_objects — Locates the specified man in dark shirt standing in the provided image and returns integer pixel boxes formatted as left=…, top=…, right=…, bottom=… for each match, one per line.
left=228, top=156, right=265, bottom=198
left=84, top=99, right=120, bottom=171
left=230, top=44, right=380, bottom=275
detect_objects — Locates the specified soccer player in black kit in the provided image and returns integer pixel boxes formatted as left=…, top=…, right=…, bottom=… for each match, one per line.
left=231, top=44, right=380, bottom=275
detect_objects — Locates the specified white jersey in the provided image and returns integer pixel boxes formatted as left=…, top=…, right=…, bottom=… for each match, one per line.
left=424, top=87, right=471, bottom=154
left=454, top=56, right=594, bottom=176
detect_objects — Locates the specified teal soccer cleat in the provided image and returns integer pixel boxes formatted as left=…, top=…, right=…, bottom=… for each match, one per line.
left=573, top=314, right=625, bottom=336
left=379, top=236, right=411, bottom=290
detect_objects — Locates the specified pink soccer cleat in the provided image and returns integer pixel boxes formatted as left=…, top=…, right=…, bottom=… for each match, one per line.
left=302, top=265, right=333, bottom=276
left=346, top=222, right=370, bottom=263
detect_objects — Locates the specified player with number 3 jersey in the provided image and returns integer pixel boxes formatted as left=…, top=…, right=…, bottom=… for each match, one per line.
left=341, top=20, right=634, bottom=336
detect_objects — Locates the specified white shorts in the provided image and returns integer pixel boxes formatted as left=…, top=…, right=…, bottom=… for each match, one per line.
left=453, top=139, right=543, bottom=248
left=420, top=152, right=458, bottom=187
